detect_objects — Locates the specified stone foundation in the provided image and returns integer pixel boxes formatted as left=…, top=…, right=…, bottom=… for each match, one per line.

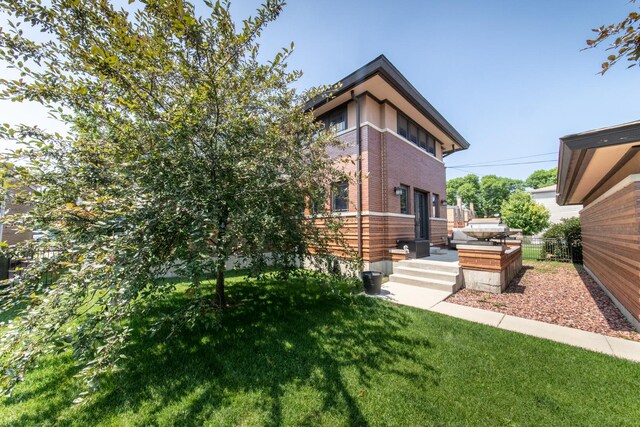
left=458, top=244, right=522, bottom=294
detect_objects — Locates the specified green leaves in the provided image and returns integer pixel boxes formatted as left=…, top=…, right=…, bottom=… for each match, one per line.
left=501, top=191, right=550, bottom=236
left=0, top=0, right=347, bottom=402
left=585, top=0, right=640, bottom=74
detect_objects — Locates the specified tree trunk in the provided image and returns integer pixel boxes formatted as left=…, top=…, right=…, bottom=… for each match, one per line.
left=215, top=260, right=226, bottom=307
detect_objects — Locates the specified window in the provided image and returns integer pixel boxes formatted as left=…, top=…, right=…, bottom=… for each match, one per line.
left=399, top=185, right=409, bottom=214
left=426, top=134, right=436, bottom=155
left=432, top=193, right=440, bottom=218
left=397, top=112, right=438, bottom=156
left=331, top=181, right=349, bottom=212
left=397, top=114, right=408, bottom=138
left=408, top=122, right=418, bottom=143
left=320, top=105, right=347, bottom=132
left=418, top=129, right=427, bottom=150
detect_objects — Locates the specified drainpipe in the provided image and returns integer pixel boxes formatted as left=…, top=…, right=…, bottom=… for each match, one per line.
left=352, top=91, right=363, bottom=260
left=0, top=197, right=4, bottom=243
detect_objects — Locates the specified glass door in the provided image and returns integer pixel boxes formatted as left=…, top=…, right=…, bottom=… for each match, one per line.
left=414, top=191, right=430, bottom=240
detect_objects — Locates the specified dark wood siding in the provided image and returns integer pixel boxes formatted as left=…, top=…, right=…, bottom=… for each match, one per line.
left=581, top=180, right=640, bottom=323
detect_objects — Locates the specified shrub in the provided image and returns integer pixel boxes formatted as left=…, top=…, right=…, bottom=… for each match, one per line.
left=543, top=217, right=582, bottom=262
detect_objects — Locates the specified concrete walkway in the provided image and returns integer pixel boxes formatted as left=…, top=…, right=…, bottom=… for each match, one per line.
left=378, top=282, right=640, bottom=363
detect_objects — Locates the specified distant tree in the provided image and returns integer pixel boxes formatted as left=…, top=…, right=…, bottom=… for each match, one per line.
left=479, top=175, right=524, bottom=217
left=501, top=192, right=550, bottom=236
left=0, top=0, right=349, bottom=398
left=525, top=168, right=557, bottom=189
left=586, top=0, right=640, bottom=74
left=447, top=174, right=524, bottom=217
left=446, top=174, right=481, bottom=208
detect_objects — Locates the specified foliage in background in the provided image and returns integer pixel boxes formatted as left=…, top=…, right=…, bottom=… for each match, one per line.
left=500, top=191, right=550, bottom=235
left=446, top=174, right=481, bottom=210
left=0, top=0, right=354, bottom=398
left=525, top=167, right=557, bottom=189
left=446, top=174, right=523, bottom=218
left=586, top=0, right=640, bottom=74
left=543, top=217, right=582, bottom=262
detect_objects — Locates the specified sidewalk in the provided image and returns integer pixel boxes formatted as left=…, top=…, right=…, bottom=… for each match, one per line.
left=378, top=282, right=640, bottom=363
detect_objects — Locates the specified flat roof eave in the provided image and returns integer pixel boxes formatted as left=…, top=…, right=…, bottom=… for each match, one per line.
left=306, top=55, right=470, bottom=152
left=556, top=120, right=640, bottom=205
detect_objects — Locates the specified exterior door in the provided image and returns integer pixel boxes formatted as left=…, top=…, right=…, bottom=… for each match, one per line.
left=414, top=191, right=430, bottom=240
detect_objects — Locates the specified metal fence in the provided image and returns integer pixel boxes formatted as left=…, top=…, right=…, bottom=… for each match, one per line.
left=0, top=247, right=63, bottom=285
left=520, top=237, right=582, bottom=264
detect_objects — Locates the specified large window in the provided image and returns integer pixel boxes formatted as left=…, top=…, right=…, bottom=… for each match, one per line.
left=399, top=185, right=409, bottom=214
left=320, top=105, right=347, bottom=132
left=432, top=193, right=440, bottom=217
left=397, top=112, right=437, bottom=156
left=331, top=181, right=349, bottom=212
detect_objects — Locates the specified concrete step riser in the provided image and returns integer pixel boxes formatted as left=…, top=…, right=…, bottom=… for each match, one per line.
left=388, top=274, right=457, bottom=292
left=396, top=261, right=459, bottom=273
left=393, top=267, right=458, bottom=284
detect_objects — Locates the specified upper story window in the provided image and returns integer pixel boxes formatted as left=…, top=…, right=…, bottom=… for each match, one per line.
left=397, top=112, right=437, bottom=156
left=331, top=180, right=349, bottom=212
left=320, top=105, right=347, bottom=132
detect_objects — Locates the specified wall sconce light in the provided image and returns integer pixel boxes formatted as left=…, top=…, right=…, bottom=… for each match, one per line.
left=440, top=199, right=448, bottom=206
left=394, top=187, right=404, bottom=196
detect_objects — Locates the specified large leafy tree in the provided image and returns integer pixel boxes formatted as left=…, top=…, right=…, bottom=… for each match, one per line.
left=501, top=191, right=550, bottom=236
left=525, top=167, right=557, bottom=189
left=0, top=0, right=348, bottom=397
left=479, top=175, right=523, bottom=218
left=447, top=174, right=523, bottom=218
left=586, top=0, right=640, bottom=74
left=446, top=174, right=481, bottom=209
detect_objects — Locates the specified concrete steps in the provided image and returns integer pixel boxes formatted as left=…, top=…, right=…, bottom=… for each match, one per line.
left=389, top=259, right=461, bottom=293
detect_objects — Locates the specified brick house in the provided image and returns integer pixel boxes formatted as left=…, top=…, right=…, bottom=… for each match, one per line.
left=556, top=120, right=640, bottom=331
left=307, top=55, right=470, bottom=273
left=0, top=188, right=33, bottom=246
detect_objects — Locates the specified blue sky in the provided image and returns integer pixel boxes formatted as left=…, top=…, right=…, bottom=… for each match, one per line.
left=229, top=0, right=639, bottom=180
left=2, top=1, right=638, bottom=181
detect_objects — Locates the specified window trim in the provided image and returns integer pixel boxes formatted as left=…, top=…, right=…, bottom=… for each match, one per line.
left=331, top=180, right=349, bottom=212
left=320, top=104, right=348, bottom=133
left=399, top=184, right=409, bottom=214
left=431, top=193, right=440, bottom=218
left=397, top=112, right=437, bottom=156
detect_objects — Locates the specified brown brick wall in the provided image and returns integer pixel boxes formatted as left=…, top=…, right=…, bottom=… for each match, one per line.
left=2, top=198, right=33, bottom=246
left=581, top=180, right=640, bottom=323
left=321, top=118, right=450, bottom=263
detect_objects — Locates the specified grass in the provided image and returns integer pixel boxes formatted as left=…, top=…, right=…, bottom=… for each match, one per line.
left=1, top=271, right=640, bottom=426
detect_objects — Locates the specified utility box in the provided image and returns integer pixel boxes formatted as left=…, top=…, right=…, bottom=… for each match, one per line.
left=396, top=239, right=430, bottom=259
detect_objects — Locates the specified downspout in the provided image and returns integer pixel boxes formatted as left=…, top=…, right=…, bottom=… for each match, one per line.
left=352, top=91, right=363, bottom=260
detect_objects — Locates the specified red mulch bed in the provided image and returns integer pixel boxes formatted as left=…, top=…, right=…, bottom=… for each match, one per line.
left=447, top=262, right=640, bottom=342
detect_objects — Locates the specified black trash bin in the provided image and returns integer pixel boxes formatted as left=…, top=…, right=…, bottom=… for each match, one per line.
left=362, top=271, right=383, bottom=295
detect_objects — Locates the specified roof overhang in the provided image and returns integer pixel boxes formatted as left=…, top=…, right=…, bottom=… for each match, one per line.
left=557, top=120, right=640, bottom=205
left=306, top=55, right=470, bottom=152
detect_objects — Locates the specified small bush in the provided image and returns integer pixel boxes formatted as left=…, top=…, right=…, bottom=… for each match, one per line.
left=543, top=217, right=582, bottom=262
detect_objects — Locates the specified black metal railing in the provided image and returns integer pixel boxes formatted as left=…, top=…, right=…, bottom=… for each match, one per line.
left=521, top=237, right=582, bottom=263
left=1, top=247, right=63, bottom=285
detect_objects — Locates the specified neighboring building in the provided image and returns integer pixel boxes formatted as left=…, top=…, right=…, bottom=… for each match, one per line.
left=529, top=184, right=581, bottom=225
left=447, top=196, right=476, bottom=232
left=556, top=120, right=640, bottom=331
left=0, top=188, right=33, bottom=246
left=307, top=55, right=470, bottom=273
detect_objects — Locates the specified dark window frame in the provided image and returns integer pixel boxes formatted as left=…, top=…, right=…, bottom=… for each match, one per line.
left=331, top=180, right=349, bottom=212
left=431, top=193, right=440, bottom=218
left=397, top=112, right=438, bottom=156
left=320, top=104, right=348, bottom=133
left=399, top=184, right=409, bottom=214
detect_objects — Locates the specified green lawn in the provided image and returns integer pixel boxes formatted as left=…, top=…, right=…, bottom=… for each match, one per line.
left=1, top=272, right=639, bottom=426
